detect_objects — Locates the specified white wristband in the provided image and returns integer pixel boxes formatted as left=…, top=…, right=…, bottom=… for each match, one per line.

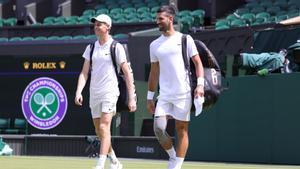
left=197, top=77, right=205, bottom=86
left=147, top=91, right=155, bottom=100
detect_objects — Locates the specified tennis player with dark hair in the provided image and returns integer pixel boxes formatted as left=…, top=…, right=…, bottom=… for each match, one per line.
left=147, top=5, right=205, bottom=169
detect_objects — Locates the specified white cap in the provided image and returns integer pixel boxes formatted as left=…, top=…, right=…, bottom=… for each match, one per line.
left=91, top=14, right=112, bottom=28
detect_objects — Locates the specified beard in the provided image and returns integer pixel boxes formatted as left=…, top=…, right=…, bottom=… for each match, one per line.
left=158, top=23, right=170, bottom=32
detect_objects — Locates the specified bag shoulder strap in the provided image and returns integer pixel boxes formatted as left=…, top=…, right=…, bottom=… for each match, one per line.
left=196, top=40, right=221, bottom=70
left=89, top=41, right=121, bottom=75
left=110, top=40, right=119, bottom=75
left=181, top=34, right=190, bottom=71
left=181, top=34, right=194, bottom=91
left=89, top=43, right=95, bottom=68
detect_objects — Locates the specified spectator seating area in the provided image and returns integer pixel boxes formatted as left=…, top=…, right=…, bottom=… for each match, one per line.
left=1, top=0, right=298, bottom=43
left=0, top=0, right=206, bottom=34
left=0, top=0, right=8, bottom=3
left=215, top=0, right=300, bottom=30
left=6, top=0, right=300, bottom=41
left=2, top=0, right=168, bottom=26
left=95, top=0, right=167, bottom=10
left=0, top=17, right=17, bottom=27
left=0, top=33, right=129, bottom=42
left=0, top=118, right=27, bottom=134
left=41, top=6, right=160, bottom=25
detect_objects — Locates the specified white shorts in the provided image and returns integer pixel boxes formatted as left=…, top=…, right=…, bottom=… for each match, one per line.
left=155, top=97, right=192, bottom=121
left=90, top=101, right=117, bottom=119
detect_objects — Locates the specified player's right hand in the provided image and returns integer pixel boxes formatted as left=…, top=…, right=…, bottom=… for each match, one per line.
left=147, top=100, right=155, bottom=114
left=75, top=94, right=83, bottom=106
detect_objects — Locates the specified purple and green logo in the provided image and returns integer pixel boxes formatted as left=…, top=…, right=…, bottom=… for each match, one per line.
left=21, top=77, right=68, bottom=130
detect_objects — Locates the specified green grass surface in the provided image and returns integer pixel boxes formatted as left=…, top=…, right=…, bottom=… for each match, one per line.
left=0, top=156, right=299, bottom=169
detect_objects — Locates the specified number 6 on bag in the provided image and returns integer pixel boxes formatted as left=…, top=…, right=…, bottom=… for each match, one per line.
left=181, top=34, right=222, bottom=110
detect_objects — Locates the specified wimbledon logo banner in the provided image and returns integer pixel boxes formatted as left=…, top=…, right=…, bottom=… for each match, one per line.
left=21, top=77, right=68, bottom=130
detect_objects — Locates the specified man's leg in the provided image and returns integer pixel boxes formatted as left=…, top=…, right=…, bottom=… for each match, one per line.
left=153, top=116, right=173, bottom=150
left=93, top=118, right=114, bottom=156
left=174, top=120, right=189, bottom=169
left=153, top=116, right=176, bottom=168
left=93, top=112, right=113, bottom=169
left=93, top=116, right=122, bottom=169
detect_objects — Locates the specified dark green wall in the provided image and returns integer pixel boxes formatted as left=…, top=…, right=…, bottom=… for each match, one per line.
left=187, top=73, right=300, bottom=164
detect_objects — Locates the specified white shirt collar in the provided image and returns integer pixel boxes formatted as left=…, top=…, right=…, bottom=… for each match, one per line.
left=95, top=36, right=113, bottom=48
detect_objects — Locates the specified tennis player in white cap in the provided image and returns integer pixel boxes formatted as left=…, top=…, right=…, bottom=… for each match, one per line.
left=75, top=14, right=136, bottom=169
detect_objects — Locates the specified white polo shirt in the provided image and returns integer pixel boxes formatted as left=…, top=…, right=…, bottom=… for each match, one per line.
left=82, top=37, right=127, bottom=107
left=149, top=32, right=198, bottom=100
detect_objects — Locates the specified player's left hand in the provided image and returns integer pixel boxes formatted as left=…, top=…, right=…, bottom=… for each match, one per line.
left=194, top=85, right=204, bottom=98
left=128, top=97, right=137, bottom=112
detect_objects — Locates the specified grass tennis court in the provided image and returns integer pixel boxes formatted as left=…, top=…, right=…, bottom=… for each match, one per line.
left=0, top=156, right=299, bottom=169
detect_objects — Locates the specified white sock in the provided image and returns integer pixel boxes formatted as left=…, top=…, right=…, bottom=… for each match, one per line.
left=96, top=154, right=107, bottom=168
left=108, top=149, right=119, bottom=164
left=174, top=157, right=184, bottom=169
left=166, top=147, right=176, bottom=159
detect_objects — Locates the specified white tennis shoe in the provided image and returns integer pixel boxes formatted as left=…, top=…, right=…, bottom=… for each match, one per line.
left=93, top=166, right=103, bottom=169
left=110, top=161, right=123, bottom=169
left=167, top=157, right=177, bottom=169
